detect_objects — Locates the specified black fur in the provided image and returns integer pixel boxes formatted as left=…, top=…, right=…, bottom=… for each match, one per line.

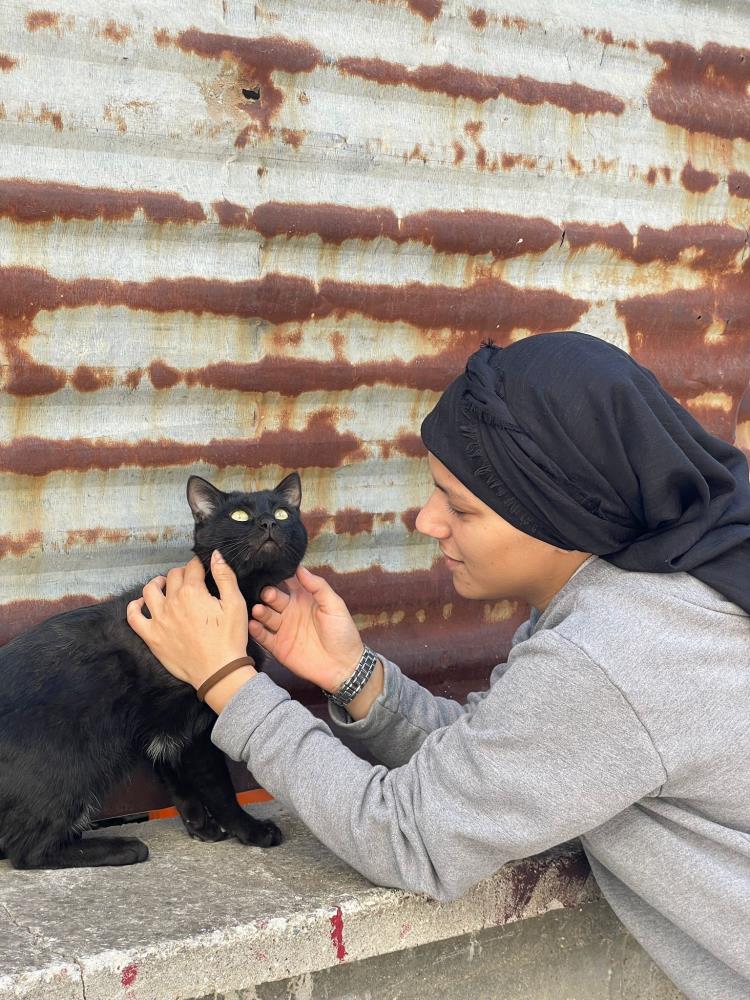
left=0, top=472, right=307, bottom=869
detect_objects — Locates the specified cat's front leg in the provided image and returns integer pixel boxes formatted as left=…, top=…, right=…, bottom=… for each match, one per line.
left=151, top=752, right=229, bottom=843
left=156, top=728, right=282, bottom=848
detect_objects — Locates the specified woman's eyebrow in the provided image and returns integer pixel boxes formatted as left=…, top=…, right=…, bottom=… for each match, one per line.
left=432, top=478, right=463, bottom=502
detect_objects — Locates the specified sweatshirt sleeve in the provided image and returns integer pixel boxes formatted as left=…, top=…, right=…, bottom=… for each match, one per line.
left=324, top=618, right=533, bottom=768
left=325, top=655, right=511, bottom=768
left=211, top=630, right=666, bottom=902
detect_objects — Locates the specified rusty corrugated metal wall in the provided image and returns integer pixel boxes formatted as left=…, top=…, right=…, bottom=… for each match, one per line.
left=1, top=1, right=748, bottom=816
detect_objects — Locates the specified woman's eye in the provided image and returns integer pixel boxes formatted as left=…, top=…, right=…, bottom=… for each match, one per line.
left=230, top=510, right=250, bottom=522
left=446, top=503, right=465, bottom=517
left=274, top=509, right=289, bottom=521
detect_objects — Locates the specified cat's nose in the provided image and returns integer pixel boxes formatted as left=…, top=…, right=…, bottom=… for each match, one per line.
left=258, top=516, right=274, bottom=532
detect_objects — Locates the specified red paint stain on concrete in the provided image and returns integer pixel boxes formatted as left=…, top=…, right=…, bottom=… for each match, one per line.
left=329, top=906, right=347, bottom=961
left=121, top=963, right=138, bottom=987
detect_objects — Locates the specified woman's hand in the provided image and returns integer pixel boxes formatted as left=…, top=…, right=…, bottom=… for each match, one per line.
left=127, top=551, right=252, bottom=691
left=250, top=565, right=365, bottom=692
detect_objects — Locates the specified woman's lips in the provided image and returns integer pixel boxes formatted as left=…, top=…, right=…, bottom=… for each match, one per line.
left=440, top=548, right=462, bottom=565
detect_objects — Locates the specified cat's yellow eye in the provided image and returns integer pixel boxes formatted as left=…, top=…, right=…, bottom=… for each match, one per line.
left=274, top=509, right=289, bottom=521
left=230, top=510, right=250, bottom=522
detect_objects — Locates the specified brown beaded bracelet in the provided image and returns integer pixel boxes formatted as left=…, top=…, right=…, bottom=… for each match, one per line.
left=196, top=656, right=256, bottom=702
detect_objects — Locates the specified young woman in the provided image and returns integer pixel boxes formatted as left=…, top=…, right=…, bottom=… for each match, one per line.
left=128, top=332, right=750, bottom=1000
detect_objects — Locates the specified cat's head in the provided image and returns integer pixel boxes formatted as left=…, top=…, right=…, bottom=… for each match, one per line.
left=186, top=472, right=308, bottom=584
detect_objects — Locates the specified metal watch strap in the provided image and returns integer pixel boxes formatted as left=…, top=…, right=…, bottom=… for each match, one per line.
left=323, top=646, right=378, bottom=707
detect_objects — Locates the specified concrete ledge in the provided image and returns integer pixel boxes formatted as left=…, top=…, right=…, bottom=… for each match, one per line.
left=0, top=802, right=600, bottom=1000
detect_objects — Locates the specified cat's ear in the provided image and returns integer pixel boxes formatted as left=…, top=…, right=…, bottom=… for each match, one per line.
left=187, top=476, right=224, bottom=523
left=274, top=471, right=301, bottom=509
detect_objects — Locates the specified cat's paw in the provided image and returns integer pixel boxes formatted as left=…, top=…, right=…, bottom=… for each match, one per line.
left=233, top=819, right=283, bottom=848
left=179, top=811, right=230, bottom=843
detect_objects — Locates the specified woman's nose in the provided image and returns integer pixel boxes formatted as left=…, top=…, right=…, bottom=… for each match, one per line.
left=415, top=494, right=449, bottom=539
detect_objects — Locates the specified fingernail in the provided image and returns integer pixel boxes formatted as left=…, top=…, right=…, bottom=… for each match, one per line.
left=212, top=549, right=225, bottom=564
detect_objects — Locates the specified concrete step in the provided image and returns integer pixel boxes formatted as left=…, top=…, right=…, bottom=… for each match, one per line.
left=0, top=802, right=682, bottom=1000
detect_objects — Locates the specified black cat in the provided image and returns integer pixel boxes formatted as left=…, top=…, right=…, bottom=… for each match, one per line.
left=0, top=472, right=307, bottom=869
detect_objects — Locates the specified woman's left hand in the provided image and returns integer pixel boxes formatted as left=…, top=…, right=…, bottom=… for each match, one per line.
left=127, top=550, right=251, bottom=690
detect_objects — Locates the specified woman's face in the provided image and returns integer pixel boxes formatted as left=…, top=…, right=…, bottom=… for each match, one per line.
left=415, top=453, right=590, bottom=609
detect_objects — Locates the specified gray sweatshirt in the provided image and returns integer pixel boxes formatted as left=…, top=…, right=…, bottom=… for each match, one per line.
left=211, top=556, right=750, bottom=1000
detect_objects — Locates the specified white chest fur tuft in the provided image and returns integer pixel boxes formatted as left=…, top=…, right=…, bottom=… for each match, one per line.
left=146, top=733, right=186, bottom=765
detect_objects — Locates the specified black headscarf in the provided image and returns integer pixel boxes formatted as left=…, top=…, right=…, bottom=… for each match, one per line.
left=420, top=332, right=750, bottom=614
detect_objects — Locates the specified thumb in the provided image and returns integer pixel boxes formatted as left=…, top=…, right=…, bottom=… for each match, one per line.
left=296, top=565, right=342, bottom=611
left=211, top=549, right=242, bottom=601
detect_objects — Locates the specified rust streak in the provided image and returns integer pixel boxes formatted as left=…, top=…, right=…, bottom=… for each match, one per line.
left=175, top=354, right=475, bottom=393
left=3, top=357, right=67, bottom=396
left=0, top=267, right=586, bottom=338
left=64, top=528, right=129, bottom=548
left=281, top=128, right=304, bottom=149
left=400, top=210, right=560, bottom=258
left=250, top=201, right=400, bottom=243
left=25, top=10, right=60, bottom=31
left=0, top=179, right=206, bottom=225
left=0, top=415, right=363, bottom=476
left=617, top=258, right=750, bottom=441
left=98, top=19, right=131, bottom=43
left=369, top=0, right=442, bottom=20
left=647, top=41, right=750, bottom=142
left=333, top=509, right=375, bottom=536
left=174, top=29, right=322, bottom=133
left=501, top=153, right=539, bottom=171
left=71, top=366, right=114, bottom=392
left=0, top=530, right=43, bottom=559
left=680, top=161, right=719, bottom=193
left=729, top=171, right=750, bottom=199
left=468, top=8, right=487, bottom=29
left=316, top=277, right=587, bottom=336
left=501, top=15, right=529, bottom=32
left=400, top=507, right=421, bottom=532
left=221, top=200, right=562, bottom=260
left=149, top=360, right=181, bottom=389
left=337, top=56, right=625, bottom=116
left=0, top=267, right=320, bottom=325
left=565, top=221, right=746, bottom=270
left=38, top=107, right=63, bottom=131
left=582, top=26, right=635, bottom=49
left=301, top=508, right=329, bottom=541
left=407, top=0, right=442, bottom=19
left=0, top=54, right=18, bottom=71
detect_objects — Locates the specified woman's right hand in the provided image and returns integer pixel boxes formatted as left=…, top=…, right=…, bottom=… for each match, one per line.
left=249, top=565, right=365, bottom=693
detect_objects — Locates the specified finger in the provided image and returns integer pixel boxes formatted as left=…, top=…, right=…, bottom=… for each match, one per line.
left=248, top=618, right=276, bottom=652
left=126, top=598, right=151, bottom=638
left=142, top=578, right=167, bottom=613
left=184, top=555, right=207, bottom=585
left=259, top=586, right=290, bottom=612
left=166, top=565, right=185, bottom=593
left=251, top=603, right=283, bottom=632
left=296, top=565, right=342, bottom=610
left=210, top=550, right=242, bottom=603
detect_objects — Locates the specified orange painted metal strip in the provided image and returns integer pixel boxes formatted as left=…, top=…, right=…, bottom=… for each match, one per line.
left=148, top=788, right=273, bottom=821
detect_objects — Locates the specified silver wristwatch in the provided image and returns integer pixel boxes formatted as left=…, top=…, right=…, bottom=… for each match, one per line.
left=323, top=647, right=378, bottom=707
